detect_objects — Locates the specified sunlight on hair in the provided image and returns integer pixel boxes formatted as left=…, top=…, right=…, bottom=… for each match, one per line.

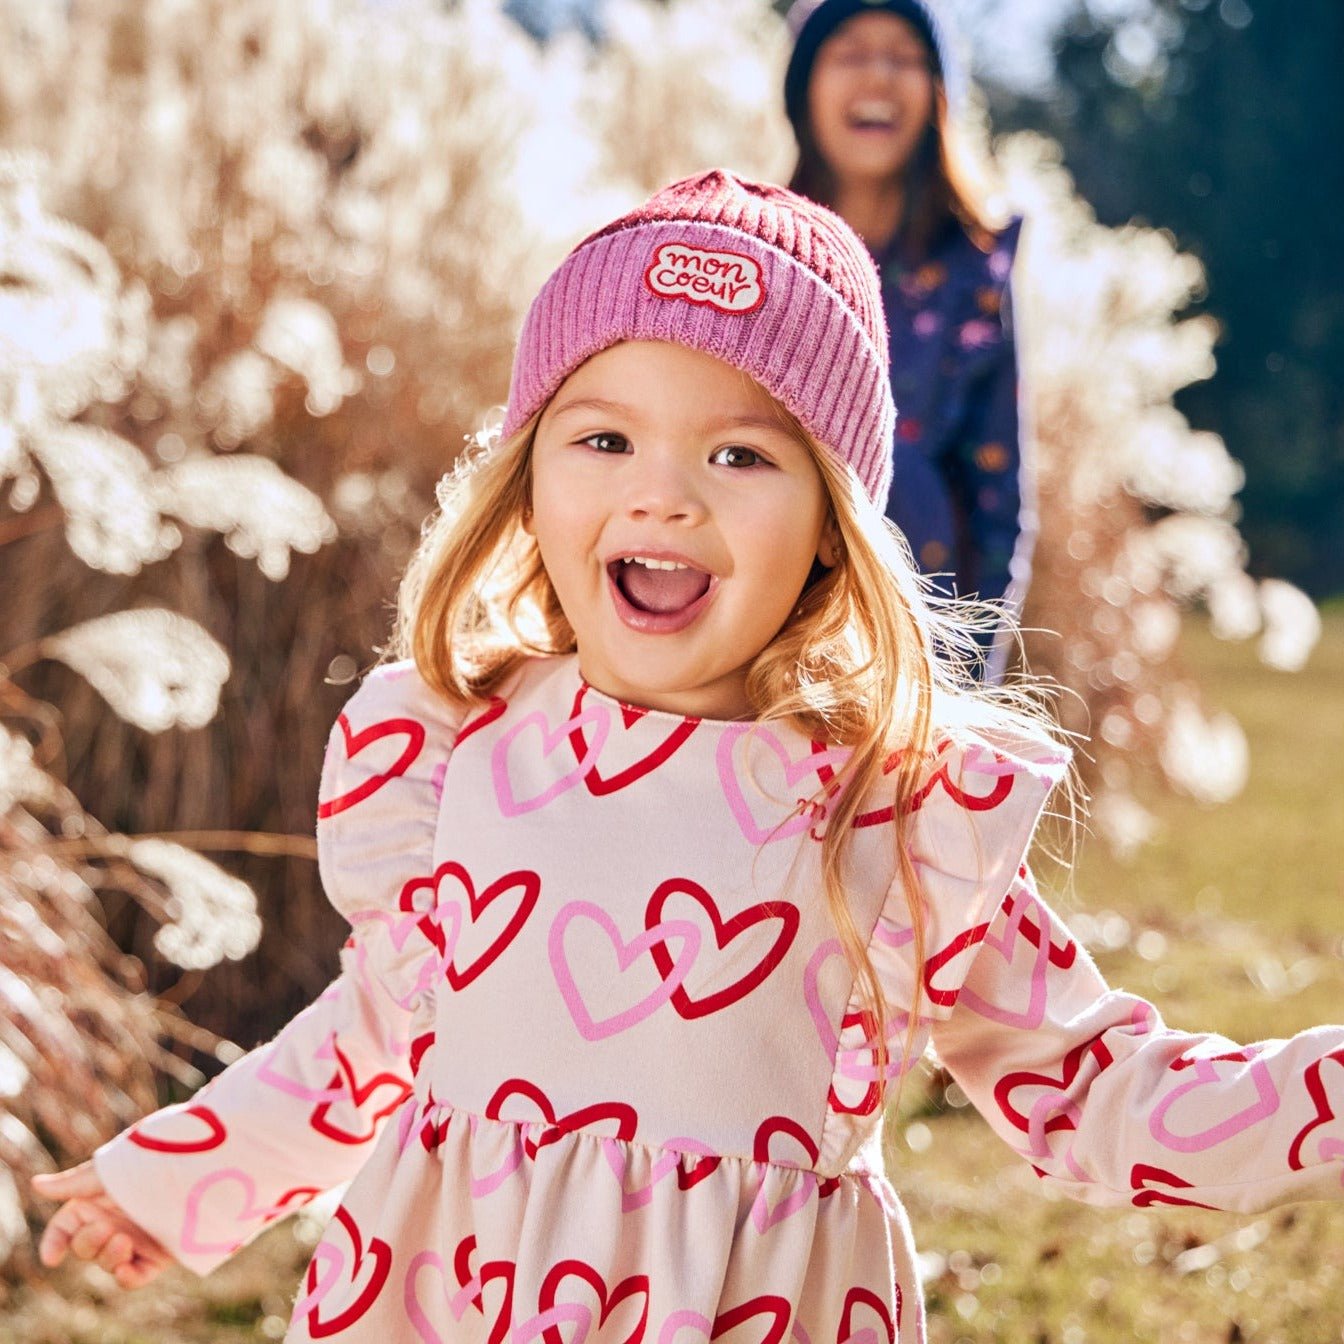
left=128, top=839, right=263, bottom=970
left=44, top=609, right=230, bottom=733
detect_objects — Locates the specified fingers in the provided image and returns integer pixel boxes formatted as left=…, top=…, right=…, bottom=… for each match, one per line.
left=32, top=1165, right=171, bottom=1288
left=95, top=1230, right=134, bottom=1275
left=36, top=1196, right=99, bottom=1268
left=31, top=1162, right=104, bottom=1202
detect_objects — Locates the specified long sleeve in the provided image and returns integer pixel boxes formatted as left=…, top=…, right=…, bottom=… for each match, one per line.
left=931, top=867, right=1344, bottom=1211
left=93, top=663, right=462, bottom=1275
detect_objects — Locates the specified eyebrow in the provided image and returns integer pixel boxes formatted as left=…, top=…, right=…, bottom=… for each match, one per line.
left=547, top=396, right=799, bottom=439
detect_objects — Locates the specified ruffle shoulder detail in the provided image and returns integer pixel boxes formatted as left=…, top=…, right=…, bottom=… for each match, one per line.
left=316, top=661, right=467, bottom=1010
left=870, top=727, right=1070, bottom=1022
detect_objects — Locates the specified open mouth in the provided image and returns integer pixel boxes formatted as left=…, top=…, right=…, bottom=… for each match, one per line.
left=607, top=555, right=714, bottom=630
left=847, top=100, right=898, bottom=132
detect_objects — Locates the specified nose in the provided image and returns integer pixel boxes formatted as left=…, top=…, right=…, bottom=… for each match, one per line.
left=620, top=450, right=707, bottom=525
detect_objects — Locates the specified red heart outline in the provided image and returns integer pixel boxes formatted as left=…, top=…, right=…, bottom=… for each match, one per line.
left=303, top=1206, right=393, bottom=1338
left=271, top=1185, right=322, bottom=1215
left=423, top=860, right=541, bottom=991
left=539, top=1258, right=649, bottom=1344
left=645, top=879, right=799, bottom=1019
left=675, top=1151, right=723, bottom=1191
left=909, top=755, right=1015, bottom=814
left=1129, top=1163, right=1216, bottom=1209
left=318, top=714, right=426, bottom=819
left=568, top=685, right=699, bottom=795
left=711, top=1295, right=791, bottom=1343
left=839, top=1284, right=899, bottom=1342
left=456, top=696, right=509, bottom=747
left=827, top=1007, right=884, bottom=1118
left=309, top=1042, right=411, bottom=1145
left=813, top=744, right=901, bottom=829
left=922, top=923, right=991, bottom=1008
left=128, top=1104, right=226, bottom=1154
left=752, top=1114, right=818, bottom=1167
left=993, top=1030, right=1116, bottom=1136
left=417, top=1087, right=453, bottom=1153
left=1288, top=1047, right=1344, bottom=1170
left=814, top=737, right=1018, bottom=827
left=998, top=886, right=1077, bottom=968
left=409, top=1029, right=435, bottom=1077
left=453, top=1235, right=516, bottom=1344
left=485, top=1078, right=638, bottom=1161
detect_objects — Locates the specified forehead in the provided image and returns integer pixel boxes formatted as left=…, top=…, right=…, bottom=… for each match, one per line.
left=825, top=11, right=928, bottom=49
left=552, top=341, right=788, bottom=420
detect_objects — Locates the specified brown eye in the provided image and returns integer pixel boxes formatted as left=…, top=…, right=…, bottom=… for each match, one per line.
left=582, top=432, right=629, bottom=454
left=711, top=445, right=764, bottom=469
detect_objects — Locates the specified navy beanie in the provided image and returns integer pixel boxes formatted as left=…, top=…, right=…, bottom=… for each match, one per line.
left=783, top=0, right=961, bottom=129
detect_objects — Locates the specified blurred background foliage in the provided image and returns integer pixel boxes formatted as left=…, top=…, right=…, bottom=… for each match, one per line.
left=0, top=0, right=1339, bottom=1314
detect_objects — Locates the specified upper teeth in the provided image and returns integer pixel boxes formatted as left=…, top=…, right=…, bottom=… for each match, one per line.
left=623, top=556, right=687, bottom=571
left=852, top=101, right=895, bottom=123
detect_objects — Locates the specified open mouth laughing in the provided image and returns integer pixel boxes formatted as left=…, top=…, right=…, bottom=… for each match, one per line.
left=606, top=553, right=716, bottom=633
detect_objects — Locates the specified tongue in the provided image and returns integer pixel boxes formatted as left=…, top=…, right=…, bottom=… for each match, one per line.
left=619, top=564, right=711, bottom=615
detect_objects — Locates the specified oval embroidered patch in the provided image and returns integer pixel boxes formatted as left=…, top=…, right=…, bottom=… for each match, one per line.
left=644, top=242, right=766, bottom=315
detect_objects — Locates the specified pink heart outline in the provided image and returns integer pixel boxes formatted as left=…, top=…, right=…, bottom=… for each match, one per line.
left=491, top=705, right=610, bottom=817
left=955, top=889, right=1052, bottom=1030
left=749, top=1168, right=818, bottom=1234
left=181, top=1168, right=285, bottom=1257
left=717, top=725, right=851, bottom=845
left=804, top=940, right=848, bottom=1063
left=600, top=1135, right=717, bottom=1212
left=549, top=900, right=700, bottom=1041
left=657, top=1310, right=713, bottom=1344
left=467, top=1112, right=526, bottom=1198
left=255, top=1032, right=348, bottom=1105
left=511, top=1303, right=593, bottom=1344
left=1149, top=1047, right=1281, bottom=1154
left=404, top=1249, right=482, bottom=1343
left=291, top=1242, right=344, bottom=1324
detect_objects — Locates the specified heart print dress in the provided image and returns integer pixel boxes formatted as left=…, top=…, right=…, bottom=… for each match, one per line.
left=94, top=654, right=1344, bottom=1343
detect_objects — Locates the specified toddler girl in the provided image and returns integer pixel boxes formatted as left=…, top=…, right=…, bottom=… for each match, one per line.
left=33, top=171, right=1344, bottom=1344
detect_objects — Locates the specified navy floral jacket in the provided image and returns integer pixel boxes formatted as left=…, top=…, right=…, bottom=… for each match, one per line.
left=876, top=219, right=1034, bottom=677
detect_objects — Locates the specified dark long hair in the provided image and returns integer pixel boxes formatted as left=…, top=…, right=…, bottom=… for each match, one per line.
left=789, top=85, right=995, bottom=263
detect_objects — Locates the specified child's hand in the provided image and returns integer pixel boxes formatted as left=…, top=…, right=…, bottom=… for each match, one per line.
left=31, top=1162, right=173, bottom=1288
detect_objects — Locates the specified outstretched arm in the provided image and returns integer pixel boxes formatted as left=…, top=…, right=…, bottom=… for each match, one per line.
left=36, top=663, right=460, bottom=1278
left=931, top=867, right=1344, bottom=1210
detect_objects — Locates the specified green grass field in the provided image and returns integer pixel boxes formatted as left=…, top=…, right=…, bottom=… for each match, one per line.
left=8, top=609, right=1342, bottom=1343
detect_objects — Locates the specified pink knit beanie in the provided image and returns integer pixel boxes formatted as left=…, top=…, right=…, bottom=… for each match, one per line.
left=503, top=170, right=895, bottom=511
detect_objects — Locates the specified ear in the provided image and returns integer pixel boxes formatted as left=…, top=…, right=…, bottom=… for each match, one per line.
left=817, top=515, right=843, bottom=569
left=521, top=502, right=535, bottom=537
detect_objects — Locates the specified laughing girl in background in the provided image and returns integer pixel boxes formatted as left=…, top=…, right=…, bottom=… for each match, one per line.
left=31, top=172, right=1344, bottom=1343
left=787, top=0, right=1033, bottom=680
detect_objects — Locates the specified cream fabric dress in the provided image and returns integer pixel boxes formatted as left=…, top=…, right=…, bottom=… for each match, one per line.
left=96, top=655, right=1344, bottom=1343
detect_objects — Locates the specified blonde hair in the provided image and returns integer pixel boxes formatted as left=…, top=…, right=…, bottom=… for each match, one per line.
left=392, top=399, right=1066, bottom=1107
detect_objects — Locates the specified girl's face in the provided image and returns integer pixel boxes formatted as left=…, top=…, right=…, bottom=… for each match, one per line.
left=527, top=340, right=836, bottom=720
left=807, top=12, right=936, bottom=188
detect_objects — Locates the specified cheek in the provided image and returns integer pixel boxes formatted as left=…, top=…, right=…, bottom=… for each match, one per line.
left=807, top=72, right=850, bottom=145
left=905, top=84, right=935, bottom=134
